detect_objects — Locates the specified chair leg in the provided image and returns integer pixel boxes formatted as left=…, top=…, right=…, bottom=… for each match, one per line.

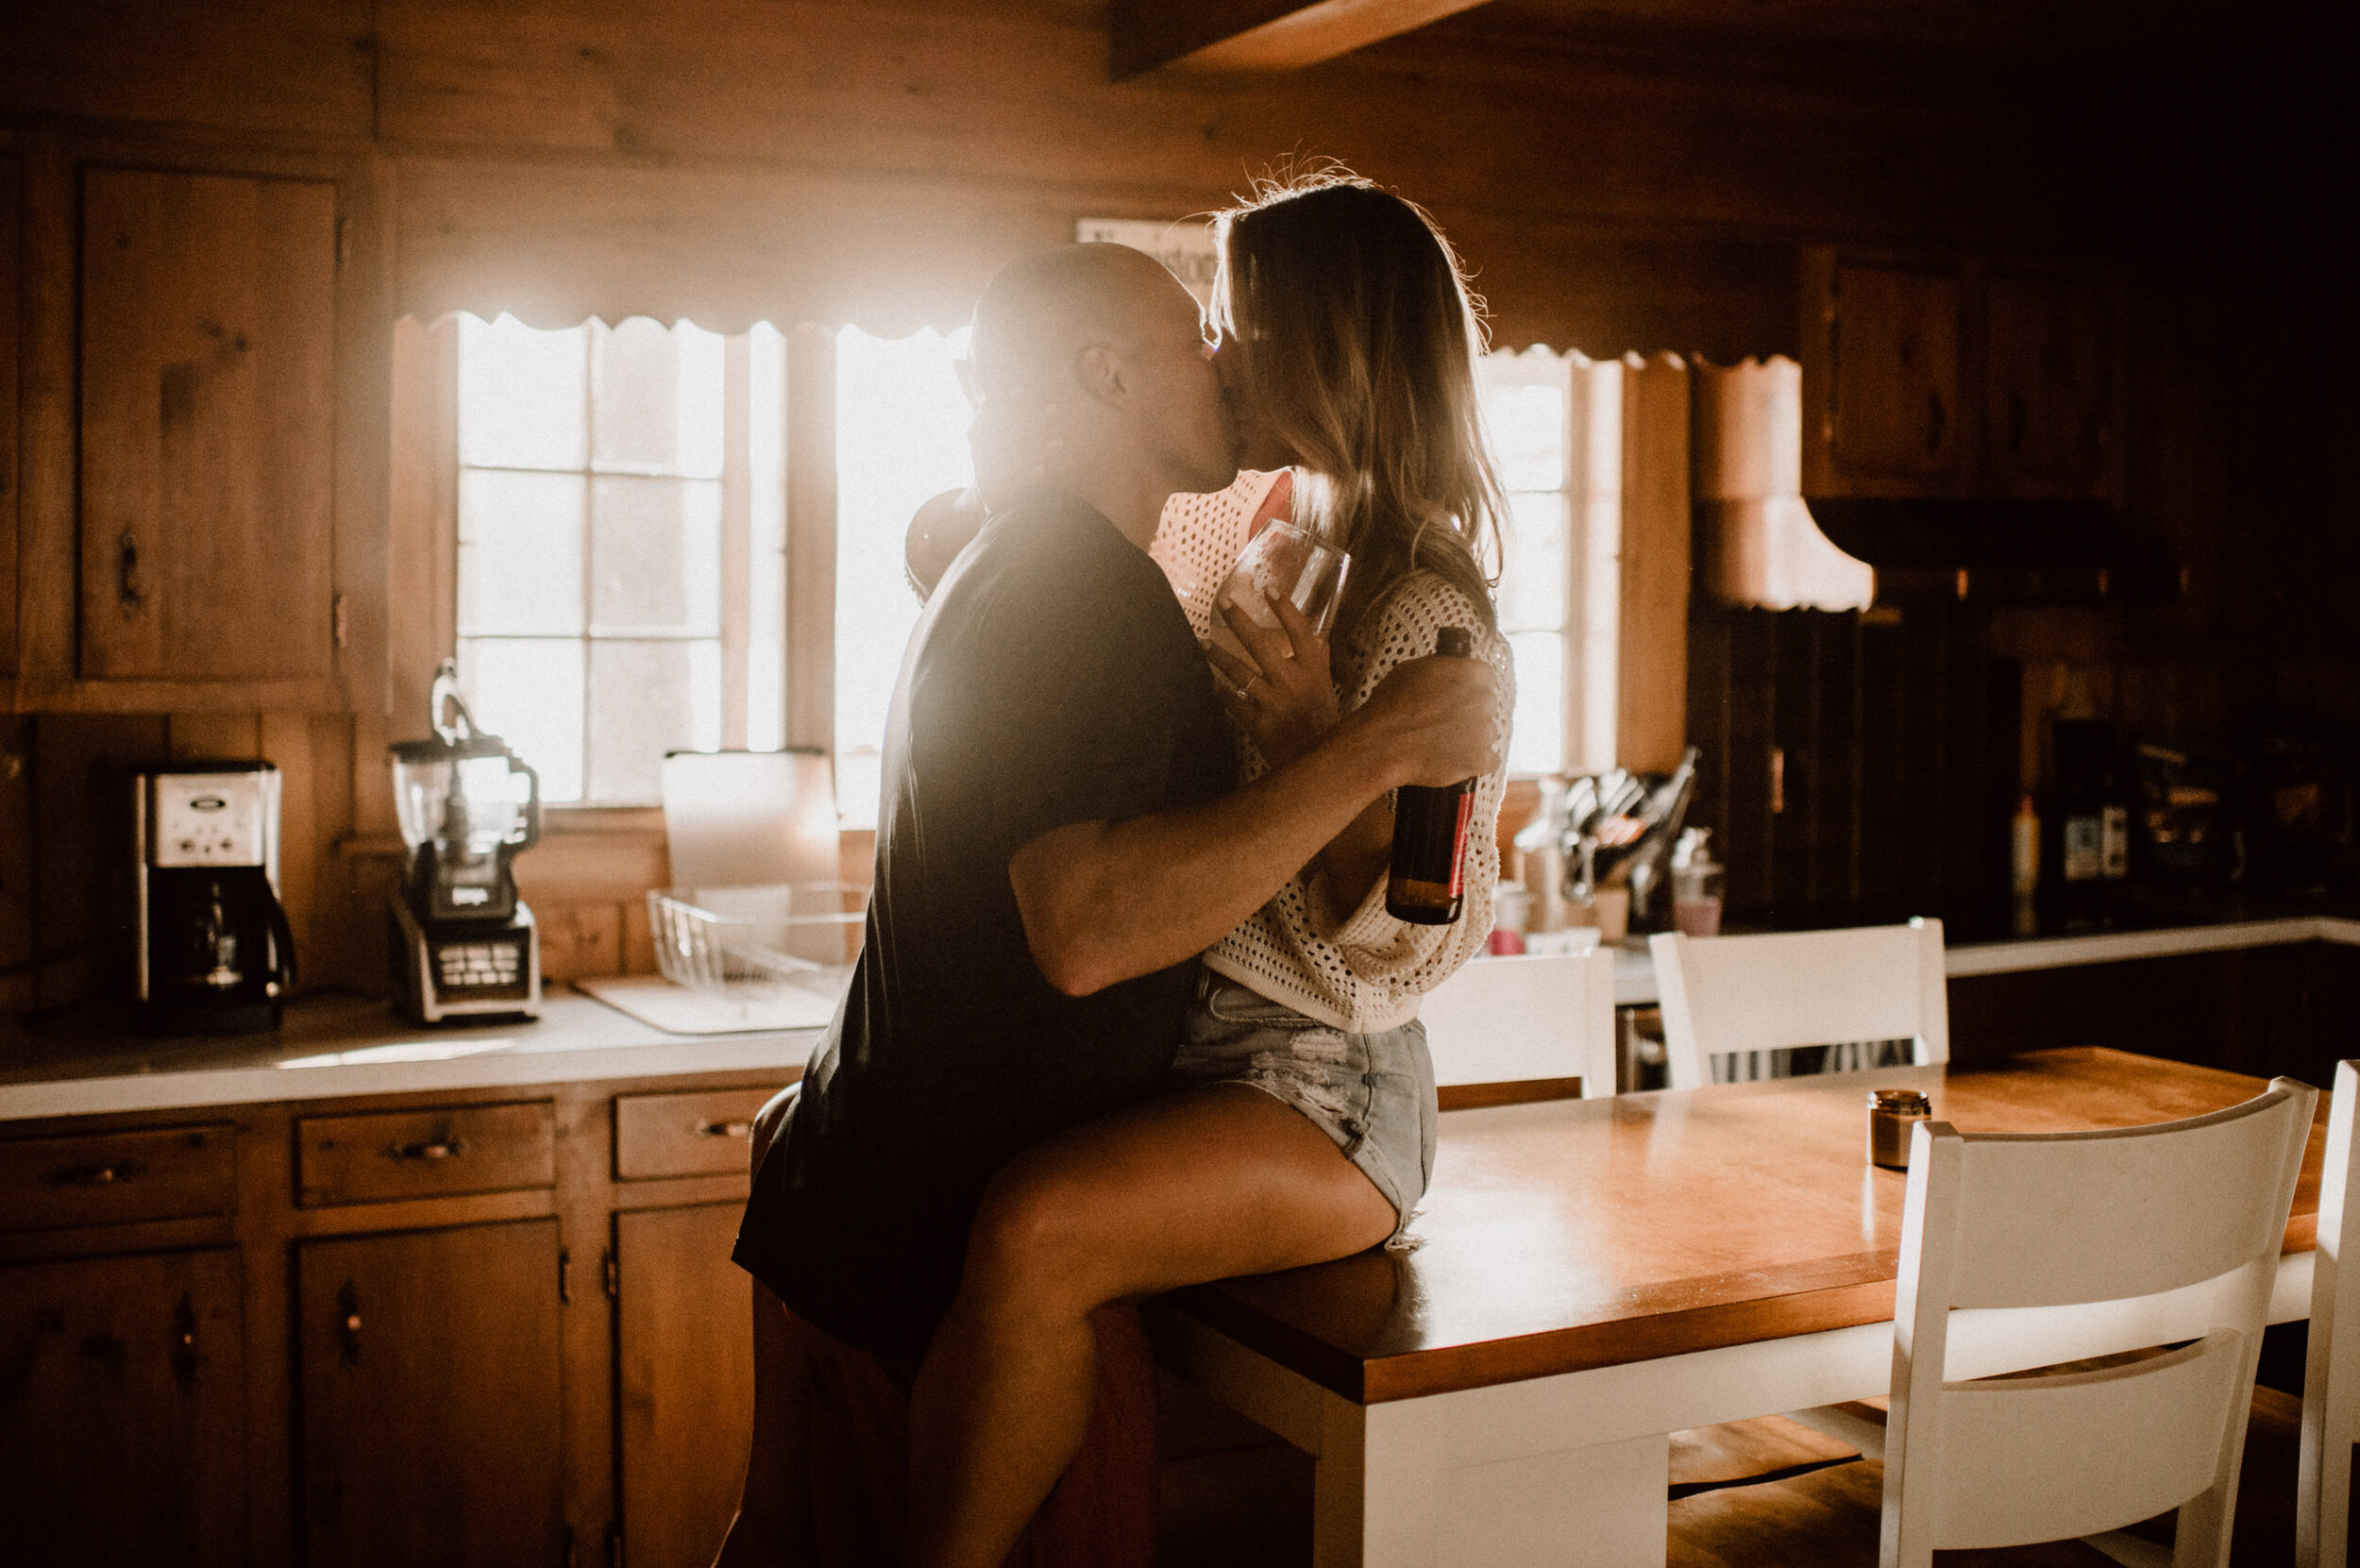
left=2168, top=1475, right=2239, bottom=1568
left=1783, top=1404, right=1886, bottom=1461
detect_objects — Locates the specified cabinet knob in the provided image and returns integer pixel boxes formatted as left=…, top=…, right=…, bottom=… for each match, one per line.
left=391, top=1138, right=461, bottom=1161
left=336, top=1280, right=362, bottom=1367
left=172, top=1292, right=200, bottom=1386
left=117, top=532, right=144, bottom=613
left=48, top=1159, right=145, bottom=1189
left=698, top=1121, right=753, bottom=1139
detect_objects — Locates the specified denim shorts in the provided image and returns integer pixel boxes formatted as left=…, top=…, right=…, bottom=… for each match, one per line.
left=1173, top=975, right=1439, bottom=1247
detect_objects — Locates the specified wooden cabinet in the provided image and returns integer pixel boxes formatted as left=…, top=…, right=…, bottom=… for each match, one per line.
left=0, top=1063, right=789, bottom=1567
left=616, top=1203, right=757, bottom=1568
left=7, top=134, right=387, bottom=714
left=0, top=1247, right=245, bottom=1568
left=1802, top=247, right=2123, bottom=505
left=0, top=152, right=19, bottom=683
left=297, top=1220, right=566, bottom=1568
left=1982, top=269, right=2117, bottom=498
left=78, top=167, right=337, bottom=684
left=1820, top=258, right=1966, bottom=491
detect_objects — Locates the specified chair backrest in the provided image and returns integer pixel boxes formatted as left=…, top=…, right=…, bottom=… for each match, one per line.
left=1419, top=946, right=1619, bottom=1106
left=2300, top=1059, right=2360, bottom=1568
left=1881, top=1079, right=2316, bottom=1567
left=1650, top=919, right=1947, bottom=1091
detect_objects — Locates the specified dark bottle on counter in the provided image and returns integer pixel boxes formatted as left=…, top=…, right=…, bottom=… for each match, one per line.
left=1387, top=627, right=1478, bottom=926
left=2052, top=718, right=2128, bottom=925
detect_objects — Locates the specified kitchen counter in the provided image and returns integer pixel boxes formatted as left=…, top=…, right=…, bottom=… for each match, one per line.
left=1608, top=909, right=2360, bottom=1006
left=7, top=902, right=2357, bottom=1123
left=0, top=990, right=819, bottom=1122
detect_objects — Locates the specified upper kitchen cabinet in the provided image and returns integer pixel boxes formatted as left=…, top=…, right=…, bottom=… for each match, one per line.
left=1801, top=247, right=2124, bottom=505
left=1982, top=267, right=2122, bottom=500
left=8, top=138, right=388, bottom=714
left=1806, top=253, right=1968, bottom=495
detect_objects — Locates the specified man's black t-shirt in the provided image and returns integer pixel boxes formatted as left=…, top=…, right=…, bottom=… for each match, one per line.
left=733, top=488, right=1232, bottom=1359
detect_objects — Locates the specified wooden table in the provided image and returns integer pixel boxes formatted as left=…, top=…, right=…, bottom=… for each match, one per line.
left=1150, top=1049, right=2327, bottom=1568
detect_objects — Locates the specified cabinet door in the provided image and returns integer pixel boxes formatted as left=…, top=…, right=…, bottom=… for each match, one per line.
left=617, top=1204, right=756, bottom=1568
left=0, top=1248, right=245, bottom=1568
left=1, top=152, right=19, bottom=683
left=78, top=165, right=337, bottom=684
left=1983, top=271, right=2116, bottom=498
left=298, top=1220, right=565, bottom=1568
left=1825, top=260, right=1965, bottom=491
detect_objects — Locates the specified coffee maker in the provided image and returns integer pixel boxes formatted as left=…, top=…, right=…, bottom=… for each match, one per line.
left=389, top=663, right=543, bottom=1023
left=133, top=764, right=296, bottom=1034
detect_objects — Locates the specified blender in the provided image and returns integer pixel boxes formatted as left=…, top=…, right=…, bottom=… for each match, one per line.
left=389, top=661, right=543, bottom=1022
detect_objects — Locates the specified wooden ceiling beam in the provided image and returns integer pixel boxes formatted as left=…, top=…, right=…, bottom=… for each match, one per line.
left=1112, top=0, right=1499, bottom=77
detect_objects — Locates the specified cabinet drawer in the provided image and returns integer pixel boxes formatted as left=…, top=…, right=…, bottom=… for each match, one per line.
left=296, top=1102, right=555, bottom=1206
left=0, top=1123, right=238, bottom=1232
left=614, top=1089, right=771, bottom=1180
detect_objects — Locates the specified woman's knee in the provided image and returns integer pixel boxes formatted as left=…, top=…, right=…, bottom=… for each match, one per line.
left=963, top=1158, right=1112, bottom=1312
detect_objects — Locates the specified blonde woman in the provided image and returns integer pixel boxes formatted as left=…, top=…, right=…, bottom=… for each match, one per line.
left=905, top=173, right=1516, bottom=1568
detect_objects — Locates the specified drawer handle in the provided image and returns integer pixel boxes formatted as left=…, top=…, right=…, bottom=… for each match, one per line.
left=698, top=1121, right=754, bottom=1139
left=48, top=1159, right=147, bottom=1189
left=390, top=1139, right=463, bottom=1161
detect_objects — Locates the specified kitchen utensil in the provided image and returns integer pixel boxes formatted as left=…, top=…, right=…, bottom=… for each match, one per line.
left=133, top=763, right=296, bottom=1034
left=388, top=660, right=543, bottom=1023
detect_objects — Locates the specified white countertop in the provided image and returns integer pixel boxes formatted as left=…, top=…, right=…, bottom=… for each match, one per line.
left=0, top=992, right=820, bottom=1123
left=7, top=916, right=2356, bottom=1124
left=1609, top=914, right=2360, bottom=1006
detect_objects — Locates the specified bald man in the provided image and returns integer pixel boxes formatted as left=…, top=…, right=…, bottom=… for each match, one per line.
left=729, top=243, right=1493, bottom=1378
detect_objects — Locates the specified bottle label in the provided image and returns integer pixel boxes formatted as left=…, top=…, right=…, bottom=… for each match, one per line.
left=2062, top=816, right=2103, bottom=882
left=2100, top=804, right=2130, bottom=880
left=1446, top=790, right=1473, bottom=897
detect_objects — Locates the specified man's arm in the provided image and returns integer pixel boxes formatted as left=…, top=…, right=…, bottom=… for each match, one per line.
left=1009, top=654, right=1500, bottom=997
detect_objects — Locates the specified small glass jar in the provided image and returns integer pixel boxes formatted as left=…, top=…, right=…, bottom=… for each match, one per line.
left=1867, top=1088, right=1932, bottom=1171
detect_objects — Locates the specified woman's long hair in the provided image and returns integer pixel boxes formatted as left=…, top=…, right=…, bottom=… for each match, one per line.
left=1213, top=169, right=1505, bottom=656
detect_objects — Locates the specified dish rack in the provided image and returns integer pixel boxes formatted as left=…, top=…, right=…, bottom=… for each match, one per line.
left=648, top=883, right=867, bottom=997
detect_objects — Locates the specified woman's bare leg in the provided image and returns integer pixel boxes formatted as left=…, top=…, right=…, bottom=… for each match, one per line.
left=904, top=1084, right=1396, bottom=1568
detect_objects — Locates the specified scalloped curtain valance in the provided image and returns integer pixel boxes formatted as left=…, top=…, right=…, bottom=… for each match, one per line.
left=392, top=156, right=1068, bottom=336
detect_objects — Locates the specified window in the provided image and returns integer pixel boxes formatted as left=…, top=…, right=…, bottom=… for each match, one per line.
left=831, top=325, right=974, bottom=830
left=1478, top=347, right=1621, bottom=777
left=453, top=314, right=786, bottom=804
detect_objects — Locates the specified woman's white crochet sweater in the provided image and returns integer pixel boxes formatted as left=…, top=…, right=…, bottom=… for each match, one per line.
left=1151, top=472, right=1513, bottom=1035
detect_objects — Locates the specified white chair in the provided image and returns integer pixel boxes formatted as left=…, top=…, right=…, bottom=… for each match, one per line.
left=1649, top=918, right=1947, bottom=1091
left=1879, top=1080, right=2315, bottom=1567
left=2301, top=1058, right=2360, bottom=1568
left=1418, top=945, right=1619, bottom=1107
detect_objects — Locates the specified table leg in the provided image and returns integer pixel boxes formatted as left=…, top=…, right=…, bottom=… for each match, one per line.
left=1314, top=1397, right=1671, bottom=1568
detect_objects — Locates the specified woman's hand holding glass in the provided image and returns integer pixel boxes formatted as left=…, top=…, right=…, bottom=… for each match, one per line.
left=1208, top=589, right=1340, bottom=770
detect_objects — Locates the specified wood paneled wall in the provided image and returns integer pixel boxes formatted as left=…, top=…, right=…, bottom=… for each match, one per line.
left=3, top=0, right=2349, bottom=1007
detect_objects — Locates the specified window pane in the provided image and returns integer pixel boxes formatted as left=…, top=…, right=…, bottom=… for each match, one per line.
left=460, top=637, right=586, bottom=803
left=834, top=325, right=974, bottom=821
left=592, top=317, right=726, bottom=479
left=1498, top=491, right=1569, bottom=633
left=1484, top=382, right=1566, bottom=494
left=1508, top=630, right=1564, bottom=777
left=589, top=476, right=721, bottom=638
left=458, top=315, right=586, bottom=471
left=458, top=470, right=586, bottom=635
left=587, top=639, right=720, bottom=804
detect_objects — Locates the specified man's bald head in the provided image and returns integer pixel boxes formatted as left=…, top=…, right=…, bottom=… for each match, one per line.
left=968, top=243, right=1196, bottom=404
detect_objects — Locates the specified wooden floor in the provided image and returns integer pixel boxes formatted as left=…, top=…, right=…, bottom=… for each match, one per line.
left=1155, top=1387, right=2303, bottom=1567
left=1664, top=1389, right=2301, bottom=1568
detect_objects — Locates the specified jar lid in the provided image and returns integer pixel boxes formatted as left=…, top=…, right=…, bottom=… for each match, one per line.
left=1868, top=1088, right=1931, bottom=1112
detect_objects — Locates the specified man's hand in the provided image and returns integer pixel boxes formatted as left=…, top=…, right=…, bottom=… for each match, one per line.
left=1343, top=651, right=1503, bottom=790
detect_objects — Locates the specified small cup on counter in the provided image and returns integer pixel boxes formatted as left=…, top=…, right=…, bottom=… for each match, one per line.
left=1867, top=1088, right=1932, bottom=1171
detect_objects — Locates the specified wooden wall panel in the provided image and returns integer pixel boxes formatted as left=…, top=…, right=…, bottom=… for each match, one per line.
left=0, top=152, right=18, bottom=683
left=0, top=1, right=375, bottom=141
left=1614, top=353, right=1690, bottom=773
